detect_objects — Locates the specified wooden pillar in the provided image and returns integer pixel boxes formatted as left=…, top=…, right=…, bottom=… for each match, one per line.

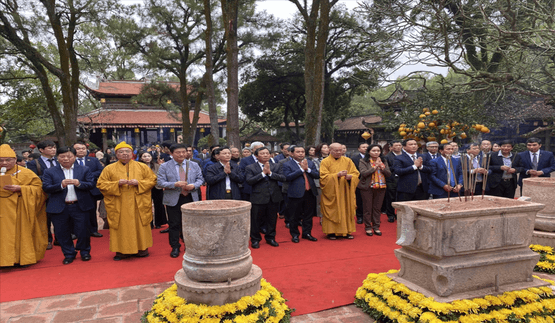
left=102, top=129, right=108, bottom=152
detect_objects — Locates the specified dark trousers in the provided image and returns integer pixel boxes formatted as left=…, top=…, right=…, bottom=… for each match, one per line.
left=361, top=188, right=386, bottom=231
left=288, top=190, right=316, bottom=238
left=250, top=202, right=278, bottom=242
left=355, top=188, right=363, bottom=219
left=490, top=180, right=516, bottom=199
left=382, top=177, right=398, bottom=219
left=397, top=184, right=427, bottom=202
left=50, top=204, right=91, bottom=259
left=166, top=194, right=193, bottom=249
left=152, top=188, right=167, bottom=226
left=282, top=193, right=290, bottom=225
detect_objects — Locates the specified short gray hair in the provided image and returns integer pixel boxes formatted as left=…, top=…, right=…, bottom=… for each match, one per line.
left=426, top=141, right=438, bottom=147
left=250, top=141, right=264, bottom=150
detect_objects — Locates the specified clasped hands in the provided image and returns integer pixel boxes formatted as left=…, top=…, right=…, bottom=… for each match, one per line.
left=118, top=179, right=139, bottom=186
left=413, top=157, right=423, bottom=168
left=174, top=181, right=195, bottom=191
left=62, top=179, right=80, bottom=188
left=500, top=165, right=516, bottom=174
left=337, top=170, right=352, bottom=180
left=443, top=184, right=462, bottom=193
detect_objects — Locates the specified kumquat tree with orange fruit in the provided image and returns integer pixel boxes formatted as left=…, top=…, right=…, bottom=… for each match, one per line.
left=385, top=85, right=496, bottom=144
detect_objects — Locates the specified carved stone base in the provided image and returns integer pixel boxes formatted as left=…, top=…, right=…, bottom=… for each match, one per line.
left=393, top=247, right=545, bottom=299
left=532, top=230, right=555, bottom=248
left=388, top=272, right=549, bottom=303
left=175, top=265, right=262, bottom=306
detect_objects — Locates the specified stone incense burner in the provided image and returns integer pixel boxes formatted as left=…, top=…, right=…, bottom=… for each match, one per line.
left=174, top=200, right=262, bottom=305
left=392, top=196, right=547, bottom=302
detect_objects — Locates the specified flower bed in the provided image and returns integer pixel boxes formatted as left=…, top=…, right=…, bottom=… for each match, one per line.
left=355, top=269, right=555, bottom=323
left=530, top=244, right=555, bottom=274
left=142, top=279, right=292, bottom=323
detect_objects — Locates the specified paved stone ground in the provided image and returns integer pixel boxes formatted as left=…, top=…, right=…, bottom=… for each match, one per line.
left=0, top=282, right=372, bottom=323
left=3, top=274, right=555, bottom=322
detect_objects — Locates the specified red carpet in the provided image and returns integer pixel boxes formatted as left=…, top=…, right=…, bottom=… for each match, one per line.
left=0, top=217, right=399, bottom=316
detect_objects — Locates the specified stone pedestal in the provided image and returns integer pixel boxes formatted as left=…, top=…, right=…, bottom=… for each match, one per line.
left=175, top=200, right=261, bottom=305
left=522, top=178, right=555, bottom=247
left=392, top=196, right=547, bottom=302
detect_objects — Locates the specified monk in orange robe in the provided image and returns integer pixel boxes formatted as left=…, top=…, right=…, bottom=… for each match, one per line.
left=0, top=144, right=47, bottom=267
left=319, top=143, right=360, bottom=239
left=97, top=142, right=157, bottom=260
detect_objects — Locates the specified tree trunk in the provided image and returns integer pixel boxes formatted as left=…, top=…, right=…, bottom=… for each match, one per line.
left=179, top=73, right=193, bottom=145
left=204, top=0, right=220, bottom=147
left=220, top=0, right=240, bottom=148
left=42, top=0, right=78, bottom=145
left=290, top=0, right=335, bottom=146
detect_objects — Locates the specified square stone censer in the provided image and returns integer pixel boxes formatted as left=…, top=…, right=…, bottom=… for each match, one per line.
left=392, top=196, right=548, bottom=302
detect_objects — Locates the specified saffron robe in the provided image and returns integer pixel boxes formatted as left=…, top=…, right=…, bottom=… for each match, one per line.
left=97, top=160, right=157, bottom=254
left=0, top=166, right=47, bottom=266
left=319, top=156, right=360, bottom=236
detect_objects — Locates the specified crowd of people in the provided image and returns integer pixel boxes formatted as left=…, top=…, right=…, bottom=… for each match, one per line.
left=1, top=136, right=554, bottom=268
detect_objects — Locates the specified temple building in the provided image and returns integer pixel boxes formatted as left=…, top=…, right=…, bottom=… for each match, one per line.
left=79, top=79, right=226, bottom=150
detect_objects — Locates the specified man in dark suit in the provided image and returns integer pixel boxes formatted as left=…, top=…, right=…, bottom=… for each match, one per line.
left=42, top=147, right=95, bottom=264
left=239, top=141, right=265, bottom=201
left=26, top=140, right=58, bottom=250
left=421, top=141, right=439, bottom=197
left=394, top=139, right=432, bottom=201
left=205, top=147, right=244, bottom=200
left=382, top=140, right=402, bottom=222
left=488, top=140, right=521, bottom=199
left=245, top=147, right=285, bottom=248
left=73, top=142, right=104, bottom=237
left=350, top=142, right=368, bottom=224
left=282, top=146, right=319, bottom=243
left=273, top=142, right=290, bottom=163
left=514, top=137, right=555, bottom=195
left=429, top=144, right=463, bottom=199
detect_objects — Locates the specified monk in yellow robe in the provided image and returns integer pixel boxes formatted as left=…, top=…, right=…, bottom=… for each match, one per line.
left=320, top=143, right=360, bottom=239
left=97, top=142, right=157, bottom=260
left=0, top=144, right=47, bottom=267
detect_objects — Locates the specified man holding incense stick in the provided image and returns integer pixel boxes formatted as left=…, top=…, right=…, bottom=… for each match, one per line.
left=429, top=143, right=463, bottom=199
left=488, top=140, right=520, bottom=199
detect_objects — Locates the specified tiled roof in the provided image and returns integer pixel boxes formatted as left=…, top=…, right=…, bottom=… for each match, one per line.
left=86, top=80, right=187, bottom=96
left=240, top=129, right=280, bottom=142
left=334, top=115, right=382, bottom=131
left=78, top=109, right=226, bottom=128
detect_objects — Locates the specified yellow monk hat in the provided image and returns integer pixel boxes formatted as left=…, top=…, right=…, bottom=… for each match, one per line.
left=0, top=144, right=16, bottom=158
left=114, top=141, right=133, bottom=151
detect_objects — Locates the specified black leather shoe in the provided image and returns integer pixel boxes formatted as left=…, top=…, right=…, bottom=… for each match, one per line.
left=267, top=240, right=279, bottom=247
left=357, top=218, right=363, bottom=224
left=46, top=242, right=53, bottom=250
left=81, top=254, right=91, bottom=261
left=53, top=240, right=61, bottom=246
left=91, top=232, right=103, bottom=238
left=160, top=228, right=169, bottom=233
left=251, top=241, right=260, bottom=249
left=387, top=217, right=395, bottom=223
left=155, top=226, right=161, bottom=229
left=291, top=236, right=299, bottom=243
left=113, top=253, right=130, bottom=261
left=63, top=258, right=74, bottom=265
left=374, top=229, right=382, bottom=236
left=366, top=230, right=373, bottom=236
left=302, top=234, right=318, bottom=242
left=71, top=234, right=77, bottom=240
left=170, top=248, right=180, bottom=258
left=285, top=223, right=290, bottom=229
